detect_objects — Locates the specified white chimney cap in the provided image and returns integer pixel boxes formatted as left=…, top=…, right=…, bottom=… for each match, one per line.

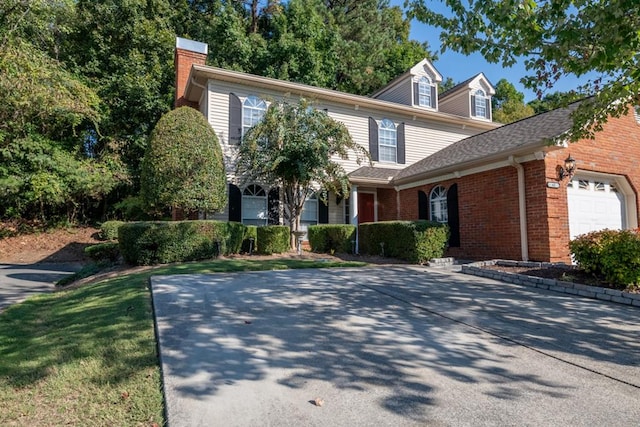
left=176, top=37, right=208, bottom=55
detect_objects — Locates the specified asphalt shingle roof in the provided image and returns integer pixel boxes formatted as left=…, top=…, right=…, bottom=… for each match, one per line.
left=349, top=166, right=401, bottom=181
left=393, top=102, right=580, bottom=182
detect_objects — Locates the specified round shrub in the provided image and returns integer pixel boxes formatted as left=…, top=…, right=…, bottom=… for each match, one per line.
left=256, top=226, right=289, bottom=255
left=570, top=229, right=640, bottom=288
left=140, top=106, right=227, bottom=214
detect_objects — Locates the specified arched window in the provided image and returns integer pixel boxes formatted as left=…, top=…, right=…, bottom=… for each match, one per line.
left=242, top=184, right=267, bottom=226
left=418, top=77, right=432, bottom=107
left=378, top=119, right=397, bottom=163
left=430, top=185, right=448, bottom=223
left=474, top=89, right=486, bottom=118
left=242, top=96, right=267, bottom=136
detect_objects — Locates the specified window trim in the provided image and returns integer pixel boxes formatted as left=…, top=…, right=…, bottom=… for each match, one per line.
left=378, top=118, right=397, bottom=163
left=418, top=76, right=432, bottom=107
left=474, top=89, right=487, bottom=118
left=429, top=185, right=448, bottom=223
left=242, top=95, right=267, bottom=137
left=242, top=184, right=268, bottom=226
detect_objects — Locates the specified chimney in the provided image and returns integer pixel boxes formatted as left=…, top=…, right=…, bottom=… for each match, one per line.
left=174, top=37, right=208, bottom=108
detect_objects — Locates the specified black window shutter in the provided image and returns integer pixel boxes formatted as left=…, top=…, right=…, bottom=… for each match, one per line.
left=447, top=184, right=460, bottom=247
left=229, top=93, right=242, bottom=145
left=413, top=82, right=419, bottom=105
left=268, top=188, right=280, bottom=225
left=397, top=123, right=406, bottom=164
left=470, top=95, right=476, bottom=116
left=485, top=98, right=491, bottom=119
left=430, top=86, right=437, bottom=108
left=418, top=190, right=428, bottom=220
left=319, top=198, right=329, bottom=224
left=228, top=184, right=242, bottom=222
left=368, top=117, right=379, bottom=161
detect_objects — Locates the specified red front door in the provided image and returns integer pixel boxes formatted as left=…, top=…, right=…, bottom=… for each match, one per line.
left=358, top=193, right=375, bottom=224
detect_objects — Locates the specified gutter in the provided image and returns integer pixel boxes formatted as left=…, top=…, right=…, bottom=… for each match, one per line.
left=508, top=155, right=529, bottom=261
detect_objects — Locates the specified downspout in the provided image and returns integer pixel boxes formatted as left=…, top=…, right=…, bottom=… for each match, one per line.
left=508, top=156, right=529, bottom=261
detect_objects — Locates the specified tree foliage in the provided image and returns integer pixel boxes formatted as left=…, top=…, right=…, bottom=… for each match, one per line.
left=236, top=99, right=369, bottom=247
left=491, top=79, right=534, bottom=123
left=0, top=5, right=127, bottom=223
left=141, top=107, right=227, bottom=215
left=409, top=0, right=640, bottom=140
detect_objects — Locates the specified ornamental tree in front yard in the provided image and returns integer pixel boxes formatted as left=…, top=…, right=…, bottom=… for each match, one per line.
left=141, top=106, right=227, bottom=217
left=236, top=98, right=369, bottom=249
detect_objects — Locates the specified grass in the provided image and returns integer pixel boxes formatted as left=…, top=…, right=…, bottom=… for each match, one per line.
left=0, top=258, right=365, bottom=426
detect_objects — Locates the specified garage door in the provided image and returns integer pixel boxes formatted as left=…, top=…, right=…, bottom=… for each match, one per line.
left=567, top=177, right=625, bottom=239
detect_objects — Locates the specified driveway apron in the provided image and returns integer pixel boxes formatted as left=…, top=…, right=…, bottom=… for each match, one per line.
left=151, top=266, right=640, bottom=426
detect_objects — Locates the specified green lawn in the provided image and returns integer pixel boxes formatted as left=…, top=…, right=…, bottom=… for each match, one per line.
left=0, top=258, right=365, bottom=426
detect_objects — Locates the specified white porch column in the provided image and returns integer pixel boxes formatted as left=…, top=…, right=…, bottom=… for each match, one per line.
left=350, top=185, right=359, bottom=253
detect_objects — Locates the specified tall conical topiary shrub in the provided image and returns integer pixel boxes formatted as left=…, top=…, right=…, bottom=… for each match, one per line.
left=141, top=106, right=226, bottom=215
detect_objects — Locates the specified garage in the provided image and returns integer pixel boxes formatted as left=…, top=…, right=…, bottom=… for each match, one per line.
left=567, top=176, right=626, bottom=239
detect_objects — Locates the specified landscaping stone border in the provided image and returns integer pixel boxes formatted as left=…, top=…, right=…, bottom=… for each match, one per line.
left=462, top=260, right=640, bottom=308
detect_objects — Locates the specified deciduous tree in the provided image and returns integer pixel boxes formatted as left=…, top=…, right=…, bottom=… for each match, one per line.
left=236, top=99, right=369, bottom=248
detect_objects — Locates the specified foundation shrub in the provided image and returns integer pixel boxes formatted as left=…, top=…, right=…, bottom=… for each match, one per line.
left=256, top=225, right=289, bottom=255
left=241, top=225, right=258, bottom=253
left=570, top=229, right=640, bottom=288
left=118, top=220, right=246, bottom=265
left=99, top=220, right=126, bottom=241
left=84, top=242, right=120, bottom=262
left=308, top=225, right=356, bottom=253
left=359, top=220, right=449, bottom=264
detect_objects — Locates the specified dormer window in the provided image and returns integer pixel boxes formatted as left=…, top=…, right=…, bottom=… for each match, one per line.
left=418, top=77, right=432, bottom=107
left=473, top=89, right=487, bottom=118
left=414, top=76, right=436, bottom=109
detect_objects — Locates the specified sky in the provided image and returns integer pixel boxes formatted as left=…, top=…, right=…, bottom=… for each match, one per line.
left=391, top=1, right=588, bottom=102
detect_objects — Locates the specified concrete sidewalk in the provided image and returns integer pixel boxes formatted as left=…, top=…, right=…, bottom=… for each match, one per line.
left=151, top=266, right=640, bottom=426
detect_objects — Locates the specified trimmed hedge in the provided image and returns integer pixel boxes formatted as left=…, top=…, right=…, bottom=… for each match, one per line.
left=570, top=229, right=640, bottom=288
left=118, top=220, right=247, bottom=265
left=308, top=224, right=356, bottom=253
left=84, top=242, right=120, bottom=262
left=359, top=220, right=449, bottom=264
left=99, top=220, right=126, bottom=241
left=256, top=225, right=289, bottom=255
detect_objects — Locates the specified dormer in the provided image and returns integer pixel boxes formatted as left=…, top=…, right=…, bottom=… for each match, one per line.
left=371, top=59, right=443, bottom=110
left=439, top=73, right=495, bottom=121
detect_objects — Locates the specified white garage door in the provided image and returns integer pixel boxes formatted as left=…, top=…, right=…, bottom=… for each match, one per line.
left=567, top=177, right=626, bottom=239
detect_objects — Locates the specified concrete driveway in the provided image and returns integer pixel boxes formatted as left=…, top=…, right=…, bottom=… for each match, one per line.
left=0, top=263, right=82, bottom=312
left=151, top=266, right=640, bottom=426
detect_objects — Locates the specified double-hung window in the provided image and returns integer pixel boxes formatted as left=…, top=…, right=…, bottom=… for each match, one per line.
left=378, top=119, right=397, bottom=163
left=242, top=96, right=267, bottom=136
left=474, top=89, right=487, bottom=118
left=242, top=184, right=268, bottom=226
left=430, top=185, right=448, bottom=223
left=418, top=77, right=432, bottom=107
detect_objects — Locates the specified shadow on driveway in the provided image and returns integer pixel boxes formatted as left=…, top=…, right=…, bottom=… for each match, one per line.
left=151, top=266, right=640, bottom=426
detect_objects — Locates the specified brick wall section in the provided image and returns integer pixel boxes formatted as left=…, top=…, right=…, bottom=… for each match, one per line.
left=398, top=168, right=523, bottom=260
left=376, top=188, right=398, bottom=221
left=174, top=48, right=207, bottom=108
left=543, top=112, right=640, bottom=262
left=396, top=111, right=640, bottom=263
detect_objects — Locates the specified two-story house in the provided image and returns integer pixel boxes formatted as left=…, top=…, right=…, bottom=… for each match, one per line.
left=174, top=37, right=640, bottom=263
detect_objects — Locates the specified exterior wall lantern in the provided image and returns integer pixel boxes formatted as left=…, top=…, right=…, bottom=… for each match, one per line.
left=558, top=154, right=577, bottom=181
